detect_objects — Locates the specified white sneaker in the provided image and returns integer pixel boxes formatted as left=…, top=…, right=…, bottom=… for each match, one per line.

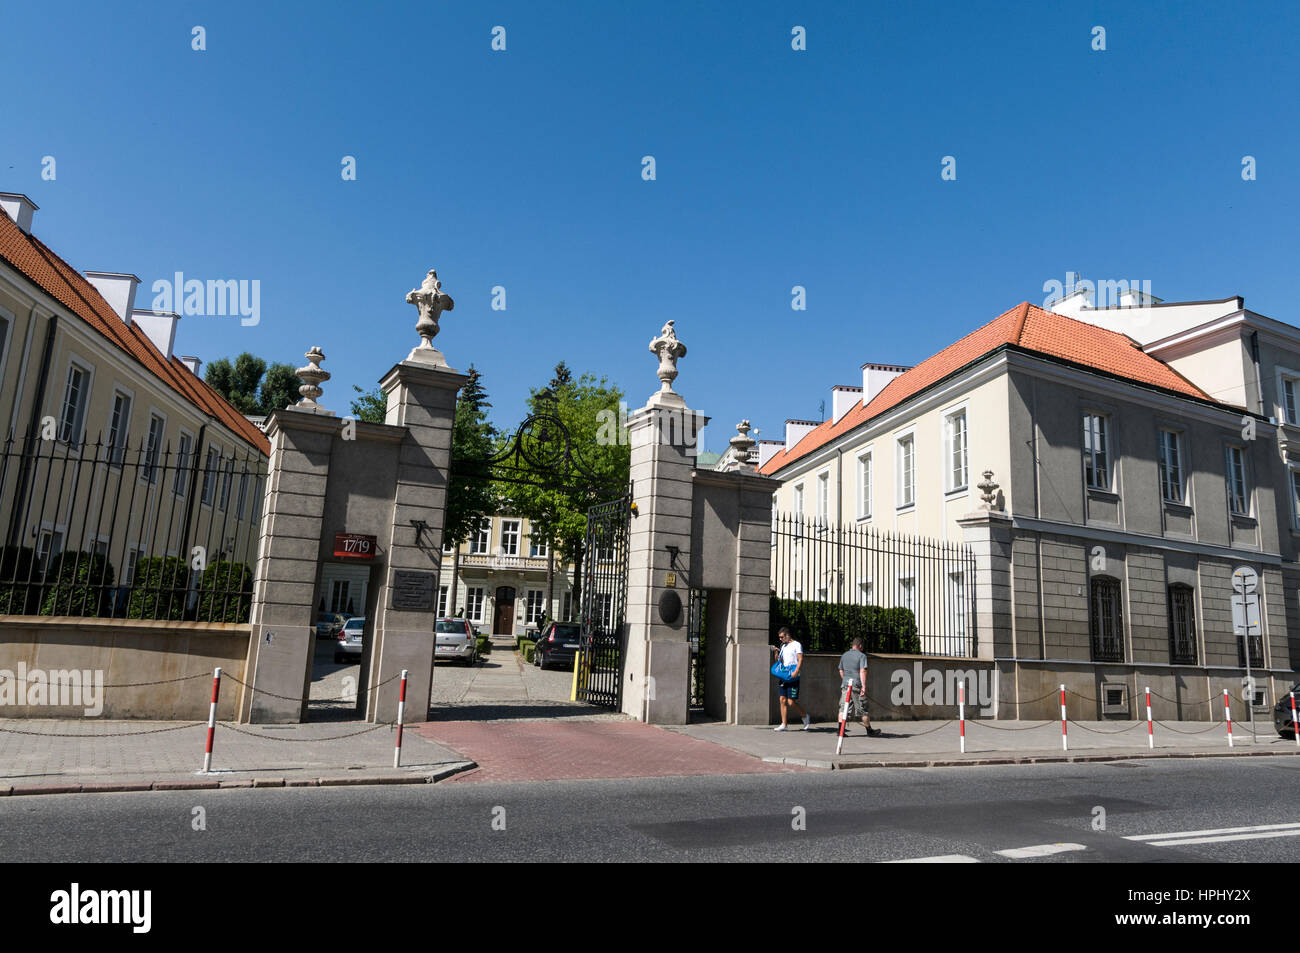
left=773, top=724, right=787, bottom=732
left=802, top=714, right=812, bottom=730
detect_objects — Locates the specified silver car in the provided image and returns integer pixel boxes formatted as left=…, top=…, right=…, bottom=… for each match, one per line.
left=335, top=617, right=364, bottom=664
left=435, top=618, right=477, bottom=665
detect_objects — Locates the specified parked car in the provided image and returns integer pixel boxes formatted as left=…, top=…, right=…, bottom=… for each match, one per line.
left=316, top=612, right=350, bottom=639
left=435, top=618, right=477, bottom=665
left=534, top=621, right=582, bottom=670
left=335, top=617, right=365, bottom=664
left=1273, top=682, right=1300, bottom=738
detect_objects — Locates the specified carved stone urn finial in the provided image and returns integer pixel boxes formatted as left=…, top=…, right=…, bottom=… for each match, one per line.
left=649, top=320, right=687, bottom=394
left=405, top=268, right=455, bottom=349
left=295, top=346, right=330, bottom=408
left=977, top=470, right=1000, bottom=510
left=730, top=419, right=756, bottom=455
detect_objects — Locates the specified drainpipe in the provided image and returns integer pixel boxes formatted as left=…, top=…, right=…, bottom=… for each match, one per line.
left=1250, top=331, right=1266, bottom=416
left=6, top=313, right=57, bottom=547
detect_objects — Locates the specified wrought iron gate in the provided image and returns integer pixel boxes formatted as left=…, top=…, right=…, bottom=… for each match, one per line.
left=688, top=588, right=707, bottom=711
left=576, top=495, right=629, bottom=710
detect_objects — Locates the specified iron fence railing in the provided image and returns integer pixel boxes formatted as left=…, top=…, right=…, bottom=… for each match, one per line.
left=0, top=431, right=265, bottom=623
left=770, top=512, right=976, bottom=658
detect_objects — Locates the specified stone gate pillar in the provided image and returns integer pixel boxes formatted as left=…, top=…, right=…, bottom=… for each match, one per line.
left=956, top=472, right=1014, bottom=661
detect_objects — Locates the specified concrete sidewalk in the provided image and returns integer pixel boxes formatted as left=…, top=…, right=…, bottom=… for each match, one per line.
left=0, top=718, right=473, bottom=795
left=670, top=717, right=1300, bottom=769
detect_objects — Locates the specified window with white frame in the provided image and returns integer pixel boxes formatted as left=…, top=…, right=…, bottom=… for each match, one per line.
left=236, top=471, right=249, bottom=518
left=898, top=576, right=916, bottom=612
left=562, top=591, right=573, bottom=621
left=1280, top=373, right=1300, bottom=425
left=124, top=545, right=144, bottom=585
left=949, top=572, right=966, bottom=638
left=529, top=534, right=548, bottom=558
left=500, top=519, right=521, bottom=556
left=525, top=590, right=546, bottom=625
left=1158, top=429, right=1185, bottom=503
left=469, top=518, right=491, bottom=554
left=107, top=390, right=132, bottom=465
left=437, top=585, right=450, bottom=617
left=173, top=431, right=193, bottom=497
left=465, top=586, right=486, bottom=622
left=945, top=410, right=968, bottom=491
left=897, top=434, right=915, bottom=507
left=1291, top=467, right=1300, bottom=529
left=201, top=445, right=220, bottom=502
left=1083, top=413, right=1110, bottom=490
left=816, top=472, right=829, bottom=529
left=1226, top=445, right=1249, bottom=515
left=857, top=579, right=872, bottom=606
left=219, top=458, right=234, bottom=510
left=793, top=483, right=805, bottom=516
left=35, top=527, right=65, bottom=573
left=58, top=362, right=91, bottom=444
left=143, top=414, right=165, bottom=484
left=330, top=580, right=349, bottom=614
left=857, top=451, right=872, bottom=519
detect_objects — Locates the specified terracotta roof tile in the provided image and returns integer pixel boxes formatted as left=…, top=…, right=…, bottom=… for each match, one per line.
left=0, top=211, right=269, bottom=454
left=759, top=302, right=1214, bottom=475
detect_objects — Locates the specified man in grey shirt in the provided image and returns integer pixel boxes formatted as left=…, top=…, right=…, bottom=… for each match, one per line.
left=838, top=636, right=881, bottom=737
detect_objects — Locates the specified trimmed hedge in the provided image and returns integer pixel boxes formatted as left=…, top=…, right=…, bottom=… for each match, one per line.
left=770, top=595, right=920, bottom=654
left=39, top=551, right=116, bottom=617
left=196, top=560, right=253, bottom=623
left=0, top=546, right=39, bottom=615
left=127, top=556, right=191, bottom=620
left=519, top=640, right=536, bottom=663
left=475, top=634, right=491, bottom=655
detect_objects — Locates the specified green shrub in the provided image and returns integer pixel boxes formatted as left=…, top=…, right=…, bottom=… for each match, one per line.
left=0, top=546, right=38, bottom=615
left=475, top=634, right=491, bottom=655
left=196, top=560, right=253, bottom=623
left=127, top=556, right=190, bottom=620
left=39, top=551, right=116, bottom=617
left=770, top=595, right=920, bottom=654
left=520, top=641, right=536, bottom=663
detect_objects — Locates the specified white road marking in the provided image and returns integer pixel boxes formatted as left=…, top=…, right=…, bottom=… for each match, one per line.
left=994, top=843, right=1087, bottom=858
left=885, top=854, right=980, bottom=863
left=1126, top=821, right=1300, bottom=844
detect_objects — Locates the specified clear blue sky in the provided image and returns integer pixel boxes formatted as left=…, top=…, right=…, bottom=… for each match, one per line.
left=5, top=0, right=1298, bottom=452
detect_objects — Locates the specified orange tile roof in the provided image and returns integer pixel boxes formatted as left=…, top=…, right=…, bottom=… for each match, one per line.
left=759, top=302, right=1214, bottom=476
left=0, top=210, right=269, bottom=454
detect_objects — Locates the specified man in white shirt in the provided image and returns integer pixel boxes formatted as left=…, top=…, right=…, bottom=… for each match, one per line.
left=771, top=626, right=811, bottom=731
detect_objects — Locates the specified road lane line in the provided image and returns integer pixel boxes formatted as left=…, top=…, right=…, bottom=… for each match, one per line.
left=1125, top=821, right=1300, bottom=842
left=1133, top=830, right=1300, bottom=848
left=994, top=843, right=1087, bottom=858
left=885, top=854, right=980, bottom=863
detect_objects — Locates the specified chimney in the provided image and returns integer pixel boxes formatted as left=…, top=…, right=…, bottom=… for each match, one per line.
left=131, top=310, right=181, bottom=358
left=831, top=385, right=861, bottom=424
left=1047, top=286, right=1093, bottom=319
left=84, top=272, right=141, bottom=323
left=0, top=192, right=38, bottom=235
left=785, top=419, right=818, bottom=449
left=180, top=355, right=203, bottom=376
left=757, top=440, right=784, bottom=468
left=1118, top=287, right=1163, bottom=308
left=861, top=363, right=909, bottom=405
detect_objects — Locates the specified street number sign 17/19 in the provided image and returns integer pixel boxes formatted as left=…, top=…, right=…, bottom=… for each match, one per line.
left=334, top=533, right=376, bottom=559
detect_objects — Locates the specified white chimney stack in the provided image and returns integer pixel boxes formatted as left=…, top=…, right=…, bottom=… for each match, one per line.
left=84, top=272, right=141, bottom=323
left=757, top=440, right=784, bottom=468
left=831, top=385, right=861, bottom=424
left=131, top=310, right=181, bottom=359
left=785, top=419, right=817, bottom=449
left=0, top=192, right=38, bottom=235
left=861, top=363, right=909, bottom=406
left=180, top=355, right=203, bottom=376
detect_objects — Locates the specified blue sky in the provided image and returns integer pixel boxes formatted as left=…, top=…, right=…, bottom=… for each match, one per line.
left=5, top=0, right=1299, bottom=452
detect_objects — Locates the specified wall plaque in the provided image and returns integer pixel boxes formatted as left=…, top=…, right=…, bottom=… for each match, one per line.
left=391, top=570, right=434, bottom=610
left=334, top=533, right=377, bottom=559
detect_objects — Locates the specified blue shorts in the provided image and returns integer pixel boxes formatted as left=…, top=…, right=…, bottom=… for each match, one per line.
left=778, top=679, right=800, bottom=700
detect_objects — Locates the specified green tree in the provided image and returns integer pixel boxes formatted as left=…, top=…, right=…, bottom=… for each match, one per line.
left=445, top=365, right=499, bottom=546
left=205, top=352, right=300, bottom=415
left=350, top=385, right=387, bottom=423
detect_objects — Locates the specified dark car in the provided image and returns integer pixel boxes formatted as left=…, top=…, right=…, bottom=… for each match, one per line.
left=534, top=621, right=582, bottom=670
left=1273, top=683, right=1300, bottom=738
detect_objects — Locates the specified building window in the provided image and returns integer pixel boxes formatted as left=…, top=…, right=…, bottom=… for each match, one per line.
left=529, top=535, right=548, bottom=558
left=1083, top=413, right=1110, bottom=490
left=1283, top=376, right=1299, bottom=425
left=857, top=452, right=872, bottom=519
left=857, top=579, right=872, bottom=606
left=1167, top=584, right=1197, bottom=665
left=793, top=483, right=805, bottom=516
left=1158, top=429, right=1184, bottom=503
left=897, top=435, right=915, bottom=507
left=330, top=580, right=350, bottom=614
left=945, top=411, right=968, bottom=491
left=469, top=518, right=491, bottom=554
left=58, top=362, right=91, bottom=444
left=35, top=528, right=65, bottom=574
left=500, top=519, right=521, bottom=556
left=949, top=572, right=967, bottom=639
left=816, top=472, right=829, bottom=529
left=466, top=587, right=485, bottom=622
left=562, top=591, right=573, bottom=621
left=200, top=445, right=220, bottom=503
left=1238, top=630, right=1264, bottom=668
left=1225, top=446, right=1249, bottom=515
left=107, top=391, right=132, bottom=465
left=236, top=471, right=249, bottom=519
left=1290, top=468, right=1300, bottom=529
left=219, top=458, right=234, bottom=510
left=525, top=590, right=546, bottom=625
left=173, top=432, right=193, bottom=498
left=1089, top=577, right=1124, bottom=662
left=898, top=577, right=916, bottom=612
left=437, top=585, right=449, bottom=617
left=143, top=414, right=165, bottom=485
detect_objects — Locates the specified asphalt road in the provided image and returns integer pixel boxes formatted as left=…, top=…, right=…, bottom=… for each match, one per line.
left=2, top=756, right=1297, bottom=863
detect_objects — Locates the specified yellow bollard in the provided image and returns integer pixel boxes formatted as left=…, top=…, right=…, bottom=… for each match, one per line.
left=570, top=647, right=589, bottom=701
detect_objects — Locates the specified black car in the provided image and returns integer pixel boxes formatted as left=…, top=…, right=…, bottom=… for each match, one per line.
left=534, top=621, right=582, bottom=670
left=1273, top=683, right=1300, bottom=738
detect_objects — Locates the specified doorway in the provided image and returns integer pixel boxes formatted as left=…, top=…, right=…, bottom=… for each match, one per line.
left=493, top=586, right=517, bottom=635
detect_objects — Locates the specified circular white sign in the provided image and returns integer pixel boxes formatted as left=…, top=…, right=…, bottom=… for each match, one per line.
left=1232, top=566, right=1258, bottom=595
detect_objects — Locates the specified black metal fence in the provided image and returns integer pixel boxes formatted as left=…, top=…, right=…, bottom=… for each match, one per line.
left=770, top=513, right=976, bottom=658
left=0, top=432, right=265, bottom=623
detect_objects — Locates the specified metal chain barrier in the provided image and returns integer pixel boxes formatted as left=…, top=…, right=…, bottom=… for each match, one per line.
left=223, top=670, right=403, bottom=704
left=966, top=719, right=1056, bottom=731
left=1155, top=719, right=1226, bottom=735
left=216, top=721, right=393, bottom=742
left=0, top=671, right=212, bottom=688
left=887, top=719, right=955, bottom=737
left=1067, top=719, right=1145, bottom=735
left=0, top=721, right=204, bottom=738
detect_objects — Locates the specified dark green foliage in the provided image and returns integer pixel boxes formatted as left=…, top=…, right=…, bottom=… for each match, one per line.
left=127, top=556, right=191, bottom=620
left=197, top=560, right=253, bottom=623
left=770, top=595, right=920, bottom=654
left=206, top=353, right=301, bottom=416
left=349, top=384, right=387, bottom=424
left=0, top=546, right=39, bottom=615
left=39, top=551, right=116, bottom=617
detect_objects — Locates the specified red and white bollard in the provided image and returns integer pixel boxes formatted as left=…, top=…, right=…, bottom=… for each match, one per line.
left=1223, top=688, right=1233, bottom=749
left=1291, top=692, right=1298, bottom=749
left=1060, top=684, right=1068, bottom=751
left=1145, top=686, right=1154, bottom=749
left=202, top=667, right=222, bottom=774
left=393, top=669, right=408, bottom=768
left=958, top=681, right=966, bottom=754
left=835, top=682, right=853, bottom=756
